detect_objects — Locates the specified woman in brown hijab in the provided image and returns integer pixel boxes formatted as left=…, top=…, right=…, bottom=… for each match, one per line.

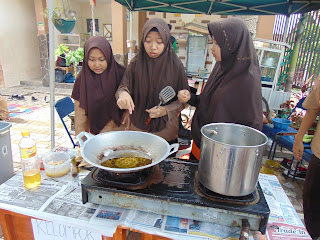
left=116, top=18, right=190, bottom=142
left=178, top=17, right=263, bottom=160
left=72, top=36, right=126, bottom=135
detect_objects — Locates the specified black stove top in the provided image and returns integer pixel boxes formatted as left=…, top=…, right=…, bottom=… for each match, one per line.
left=81, top=158, right=270, bottom=233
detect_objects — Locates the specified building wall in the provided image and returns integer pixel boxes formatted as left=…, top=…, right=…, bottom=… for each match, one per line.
left=147, top=13, right=260, bottom=72
left=0, top=0, right=272, bottom=87
left=256, top=15, right=276, bottom=40
left=0, top=0, right=42, bottom=87
left=57, top=1, right=138, bottom=49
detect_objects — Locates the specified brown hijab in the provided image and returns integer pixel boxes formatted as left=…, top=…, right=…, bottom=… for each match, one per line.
left=72, top=36, right=126, bottom=135
left=192, top=17, right=263, bottom=147
left=119, top=18, right=189, bottom=132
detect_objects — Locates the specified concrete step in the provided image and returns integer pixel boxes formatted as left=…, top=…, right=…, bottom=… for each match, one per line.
left=20, top=80, right=74, bottom=89
left=20, top=79, right=42, bottom=86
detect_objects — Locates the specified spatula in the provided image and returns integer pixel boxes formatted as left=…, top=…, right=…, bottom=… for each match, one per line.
left=145, top=86, right=176, bottom=125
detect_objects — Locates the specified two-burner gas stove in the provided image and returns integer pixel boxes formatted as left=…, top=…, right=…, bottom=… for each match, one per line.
left=81, top=158, right=270, bottom=233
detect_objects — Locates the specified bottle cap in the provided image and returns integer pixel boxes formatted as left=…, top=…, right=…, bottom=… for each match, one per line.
left=21, top=130, right=30, bottom=137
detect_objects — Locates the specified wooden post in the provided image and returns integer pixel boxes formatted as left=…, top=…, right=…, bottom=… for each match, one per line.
left=111, top=0, right=127, bottom=55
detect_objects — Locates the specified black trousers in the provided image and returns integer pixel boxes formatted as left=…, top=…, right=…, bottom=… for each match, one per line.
left=303, top=154, right=320, bottom=239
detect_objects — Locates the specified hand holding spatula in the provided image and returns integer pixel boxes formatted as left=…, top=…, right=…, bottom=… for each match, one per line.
left=145, top=86, right=176, bottom=125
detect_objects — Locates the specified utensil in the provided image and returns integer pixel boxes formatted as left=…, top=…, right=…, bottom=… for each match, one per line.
left=76, top=131, right=179, bottom=173
left=199, top=123, right=268, bottom=196
left=145, top=86, right=176, bottom=125
left=71, top=157, right=81, bottom=177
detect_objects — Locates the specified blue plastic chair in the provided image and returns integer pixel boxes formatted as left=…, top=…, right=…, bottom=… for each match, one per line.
left=263, top=97, right=307, bottom=159
left=55, top=97, right=78, bottom=148
left=263, top=124, right=298, bottom=159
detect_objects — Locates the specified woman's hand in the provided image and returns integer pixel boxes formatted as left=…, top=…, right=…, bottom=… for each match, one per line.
left=117, top=92, right=135, bottom=114
left=293, top=139, right=304, bottom=162
left=178, top=90, right=191, bottom=103
left=146, top=106, right=167, bottom=118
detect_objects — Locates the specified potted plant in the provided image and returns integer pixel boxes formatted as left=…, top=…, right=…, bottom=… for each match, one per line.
left=43, top=1, right=76, bottom=33
left=55, top=44, right=84, bottom=77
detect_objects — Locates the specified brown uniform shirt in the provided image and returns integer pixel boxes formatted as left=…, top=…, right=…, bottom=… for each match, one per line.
left=303, top=83, right=320, bottom=158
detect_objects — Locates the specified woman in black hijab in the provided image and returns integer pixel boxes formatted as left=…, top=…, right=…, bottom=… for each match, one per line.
left=178, top=17, right=263, bottom=160
left=116, top=18, right=190, bottom=142
left=72, top=36, right=126, bottom=135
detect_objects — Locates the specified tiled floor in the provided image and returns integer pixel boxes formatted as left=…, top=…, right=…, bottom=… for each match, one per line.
left=0, top=85, right=308, bottom=239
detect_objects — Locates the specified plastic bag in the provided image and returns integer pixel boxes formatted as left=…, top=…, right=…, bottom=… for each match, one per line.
left=55, top=68, right=65, bottom=83
left=64, top=72, right=75, bottom=83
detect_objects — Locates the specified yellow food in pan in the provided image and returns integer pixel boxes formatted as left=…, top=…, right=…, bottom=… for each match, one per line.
left=101, top=157, right=152, bottom=168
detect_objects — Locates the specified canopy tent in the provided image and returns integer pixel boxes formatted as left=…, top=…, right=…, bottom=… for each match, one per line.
left=115, top=0, right=320, bottom=15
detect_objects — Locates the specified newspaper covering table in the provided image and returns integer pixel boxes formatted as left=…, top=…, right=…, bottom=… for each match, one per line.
left=0, top=169, right=312, bottom=240
left=259, top=174, right=312, bottom=240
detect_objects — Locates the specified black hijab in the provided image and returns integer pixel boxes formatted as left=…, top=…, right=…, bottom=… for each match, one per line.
left=192, top=17, right=263, bottom=147
left=72, top=36, right=126, bottom=134
left=118, top=18, right=189, bottom=132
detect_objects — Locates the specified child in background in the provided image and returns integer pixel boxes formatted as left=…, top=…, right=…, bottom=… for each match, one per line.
left=0, top=95, right=9, bottom=120
left=293, top=74, right=320, bottom=240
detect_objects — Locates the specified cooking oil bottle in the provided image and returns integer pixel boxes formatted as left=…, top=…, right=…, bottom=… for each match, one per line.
left=19, top=130, right=41, bottom=189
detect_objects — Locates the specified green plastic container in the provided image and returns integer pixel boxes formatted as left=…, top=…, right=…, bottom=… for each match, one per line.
left=54, top=19, right=76, bottom=34
left=0, top=122, right=14, bottom=184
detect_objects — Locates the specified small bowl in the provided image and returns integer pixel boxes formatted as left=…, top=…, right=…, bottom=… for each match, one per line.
left=272, top=118, right=292, bottom=130
left=43, top=152, right=71, bottom=177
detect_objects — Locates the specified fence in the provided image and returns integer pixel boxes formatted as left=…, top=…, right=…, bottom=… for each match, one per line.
left=273, top=10, right=320, bottom=89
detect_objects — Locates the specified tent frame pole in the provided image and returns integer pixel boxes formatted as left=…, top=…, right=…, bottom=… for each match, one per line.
left=49, top=0, right=55, bottom=149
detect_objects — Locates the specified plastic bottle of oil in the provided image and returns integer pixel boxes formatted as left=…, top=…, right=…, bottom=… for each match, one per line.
left=19, top=130, right=41, bottom=189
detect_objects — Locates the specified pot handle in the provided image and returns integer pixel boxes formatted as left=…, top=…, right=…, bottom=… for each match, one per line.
left=76, top=131, right=94, bottom=147
left=168, top=143, right=179, bottom=156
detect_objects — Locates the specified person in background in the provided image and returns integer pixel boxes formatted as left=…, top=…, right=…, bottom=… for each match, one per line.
left=168, top=23, right=193, bottom=147
left=168, top=24, right=177, bottom=53
left=116, top=18, right=190, bottom=143
left=293, top=75, right=320, bottom=240
left=71, top=36, right=127, bottom=136
left=178, top=17, right=263, bottom=160
left=0, top=95, right=9, bottom=120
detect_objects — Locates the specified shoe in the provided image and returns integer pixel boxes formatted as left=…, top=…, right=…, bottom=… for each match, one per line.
left=283, top=169, right=306, bottom=181
left=280, top=158, right=291, bottom=170
left=280, top=158, right=307, bottom=172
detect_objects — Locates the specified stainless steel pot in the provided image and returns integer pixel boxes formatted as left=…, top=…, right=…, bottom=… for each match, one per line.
left=76, top=131, right=179, bottom=173
left=199, top=123, right=268, bottom=196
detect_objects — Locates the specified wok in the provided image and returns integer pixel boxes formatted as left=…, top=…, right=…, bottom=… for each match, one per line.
left=76, top=131, right=179, bottom=173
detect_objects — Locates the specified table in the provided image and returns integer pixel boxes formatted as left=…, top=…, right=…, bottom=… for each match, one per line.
left=0, top=209, right=169, bottom=240
left=187, top=75, right=208, bottom=95
left=0, top=165, right=311, bottom=240
left=0, top=172, right=171, bottom=240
